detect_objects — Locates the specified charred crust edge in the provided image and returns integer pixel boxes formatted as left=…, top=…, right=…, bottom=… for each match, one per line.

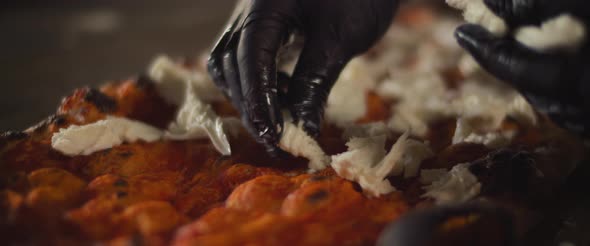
left=135, top=74, right=156, bottom=88
left=28, top=114, right=67, bottom=133
left=1, top=131, right=28, bottom=141
left=84, top=88, right=117, bottom=113
left=0, top=131, right=29, bottom=146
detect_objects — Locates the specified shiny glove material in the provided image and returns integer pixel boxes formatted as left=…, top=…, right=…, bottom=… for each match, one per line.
left=377, top=203, right=517, bottom=246
left=208, top=0, right=398, bottom=155
left=456, top=0, right=590, bottom=137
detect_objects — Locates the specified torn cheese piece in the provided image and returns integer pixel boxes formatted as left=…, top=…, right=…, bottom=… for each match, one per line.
left=331, top=135, right=393, bottom=197
left=516, top=14, right=587, bottom=52
left=164, top=83, right=232, bottom=156
left=422, top=163, right=481, bottom=204
left=399, top=140, right=435, bottom=178
left=507, top=95, right=537, bottom=126
left=342, top=122, right=391, bottom=140
left=51, top=116, right=163, bottom=156
left=377, top=132, right=434, bottom=179
left=325, top=59, right=376, bottom=127
left=279, top=122, right=330, bottom=172
left=148, top=55, right=223, bottom=105
left=419, top=168, right=449, bottom=185
left=331, top=132, right=433, bottom=197
left=380, top=63, right=536, bottom=142
left=452, top=117, right=515, bottom=148
left=380, top=71, right=454, bottom=137
left=446, top=0, right=507, bottom=36
left=147, top=55, right=235, bottom=156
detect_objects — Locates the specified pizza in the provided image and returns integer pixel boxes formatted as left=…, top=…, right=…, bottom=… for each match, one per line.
left=1, top=3, right=587, bottom=246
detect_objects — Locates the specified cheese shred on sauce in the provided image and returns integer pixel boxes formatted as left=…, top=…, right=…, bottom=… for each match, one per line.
left=331, top=132, right=433, bottom=197
left=51, top=117, right=163, bottom=156
left=51, top=56, right=236, bottom=157
left=279, top=122, right=330, bottom=172
left=422, top=164, right=481, bottom=204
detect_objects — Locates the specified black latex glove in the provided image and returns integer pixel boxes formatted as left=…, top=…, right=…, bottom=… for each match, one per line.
left=455, top=0, right=590, bottom=137
left=208, top=0, right=398, bottom=155
left=377, top=203, right=517, bottom=246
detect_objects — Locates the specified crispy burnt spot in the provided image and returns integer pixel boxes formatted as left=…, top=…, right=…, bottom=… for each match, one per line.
left=307, top=189, right=329, bottom=204
left=84, top=88, right=117, bottom=113
left=114, top=178, right=129, bottom=187
left=308, top=175, right=329, bottom=182
left=116, top=191, right=129, bottom=198
left=1, top=131, right=28, bottom=143
left=468, top=149, right=543, bottom=197
left=134, top=74, right=156, bottom=89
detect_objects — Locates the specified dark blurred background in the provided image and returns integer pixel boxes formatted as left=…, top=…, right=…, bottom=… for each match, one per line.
left=0, top=0, right=235, bottom=131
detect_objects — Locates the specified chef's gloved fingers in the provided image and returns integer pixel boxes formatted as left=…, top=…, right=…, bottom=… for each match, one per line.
left=208, top=15, right=242, bottom=96
left=288, top=39, right=350, bottom=137
left=221, top=33, right=250, bottom=126
left=237, top=12, right=289, bottom=156
left=482, top=0, right=585, bottom=27
left=277, top=71, right=292, bottom=108
left=482, top=0, right=542, bottom=26
left=377, top=203, right=517, bottom=246
left=455, top=24, right=575, bottom=96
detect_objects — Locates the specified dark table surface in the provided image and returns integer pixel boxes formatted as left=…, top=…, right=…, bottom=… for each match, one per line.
left=0, top=0, right=234, bottom=131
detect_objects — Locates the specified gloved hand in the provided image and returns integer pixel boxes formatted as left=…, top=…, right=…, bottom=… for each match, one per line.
left=378, top=203, right=517, bottom=246
left=208, top=0, right=398, bottom=155
left=455, top=0, right=590, bottom=137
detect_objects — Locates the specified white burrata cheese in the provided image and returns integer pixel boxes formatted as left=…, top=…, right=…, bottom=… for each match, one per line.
left=379, top=71, right=454, bottom=137
left=422, top=163, right=481, bottom=204
left=452, top=117, right=515, bottom=148
left=279, top=122, right=330, bottom=172
left=53, top=55, right=240, bottom=157
left=331, top=135, right=393, bottom=197
left=419, top=168, right=449, bottom=185
left=164, top=82, right=232, bottom=156
left=341, top=122, right=392, bottom=140
left=147, top=55, right=236, bottom=156
left=324, top=59, right=376, bottom=127
left=331, top=132, right=433, bottom=197
left=148, top=55, right=224, bottom=105
left=51, top=116, right=163, bottom=156
left=516, top=14, right=587, bottom=52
